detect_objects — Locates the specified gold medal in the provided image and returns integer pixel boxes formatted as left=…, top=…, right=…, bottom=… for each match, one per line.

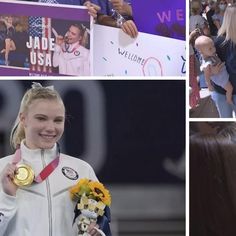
left=13, top=164, right=35, bottom=187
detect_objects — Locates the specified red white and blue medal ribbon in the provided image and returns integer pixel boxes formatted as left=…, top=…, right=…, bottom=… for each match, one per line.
left=12, top=145, right=60, bottom=183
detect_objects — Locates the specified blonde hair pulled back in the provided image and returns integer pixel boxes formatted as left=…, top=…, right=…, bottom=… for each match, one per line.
left=10, top=83, right=64, bottom=149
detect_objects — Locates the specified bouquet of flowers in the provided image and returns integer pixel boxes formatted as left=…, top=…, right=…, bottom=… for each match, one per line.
left=69, top=178, right=112, bottom=236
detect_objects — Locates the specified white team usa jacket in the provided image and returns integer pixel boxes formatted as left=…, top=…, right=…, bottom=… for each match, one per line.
left=53, top=43, right=90, bottom=76
left=0, top=142, right=97, bottom=236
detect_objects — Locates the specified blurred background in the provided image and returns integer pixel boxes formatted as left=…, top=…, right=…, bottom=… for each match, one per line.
left=0, top=80, right=185, bottom=236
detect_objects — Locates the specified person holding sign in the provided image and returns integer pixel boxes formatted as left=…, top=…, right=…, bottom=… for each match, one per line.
left=97, top=0, right=138, bottom=38
left=0, top=82, right=111, bottom=236
left=38, top=0, right=137, bottom=37
left=39, top=0, right=101, bottom=18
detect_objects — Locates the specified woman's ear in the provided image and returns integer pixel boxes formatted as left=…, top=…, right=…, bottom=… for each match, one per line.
left=79, top=35, right=83, bottom=43
left=19, top=112, right=26, bottom=127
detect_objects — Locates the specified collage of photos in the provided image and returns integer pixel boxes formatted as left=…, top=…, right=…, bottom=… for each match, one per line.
left=189, top=1, right=236, bottom=236
left=0, top=1, right=189, bottom=236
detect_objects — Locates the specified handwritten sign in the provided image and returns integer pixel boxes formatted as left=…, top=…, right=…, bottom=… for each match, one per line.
left=93, top=24, right=185, bottom=77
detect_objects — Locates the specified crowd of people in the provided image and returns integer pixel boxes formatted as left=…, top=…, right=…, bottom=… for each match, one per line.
left=189, top=0, right=236, bottom=117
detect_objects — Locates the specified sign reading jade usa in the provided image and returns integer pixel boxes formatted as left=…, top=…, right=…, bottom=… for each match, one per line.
left=0, top=0, right=92, bottom=76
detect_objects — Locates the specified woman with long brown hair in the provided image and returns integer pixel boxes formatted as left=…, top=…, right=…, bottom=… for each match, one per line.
left=190, top=122, right=236, bottom=235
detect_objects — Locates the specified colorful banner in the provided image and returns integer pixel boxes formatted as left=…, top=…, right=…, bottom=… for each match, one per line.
left=93, top=24, right=185, bottom=76
left=0, top=1, right=92, bottom=76
left=0, top=1, right=186, bottom=76
left=132, top=0, right=186, bottom=40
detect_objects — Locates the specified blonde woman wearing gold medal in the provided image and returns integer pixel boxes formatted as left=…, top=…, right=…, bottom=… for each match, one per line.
left=0, top=83, right=110, bottom=236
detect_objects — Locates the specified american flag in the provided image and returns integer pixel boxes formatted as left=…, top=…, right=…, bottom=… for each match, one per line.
left=28, top=16, right=52, bottom=73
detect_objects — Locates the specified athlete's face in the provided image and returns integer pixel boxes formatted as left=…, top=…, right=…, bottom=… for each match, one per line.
left=66, top=25, right=82, bottom=44
left=20, top=98, right=65, bottom=150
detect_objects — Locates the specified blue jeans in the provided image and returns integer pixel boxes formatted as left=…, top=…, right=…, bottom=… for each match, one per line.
left=211, top=91, right=236, bottom=118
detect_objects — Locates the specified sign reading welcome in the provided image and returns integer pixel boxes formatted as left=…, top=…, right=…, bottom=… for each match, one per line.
left=93, top=25, right=185, bottom=76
